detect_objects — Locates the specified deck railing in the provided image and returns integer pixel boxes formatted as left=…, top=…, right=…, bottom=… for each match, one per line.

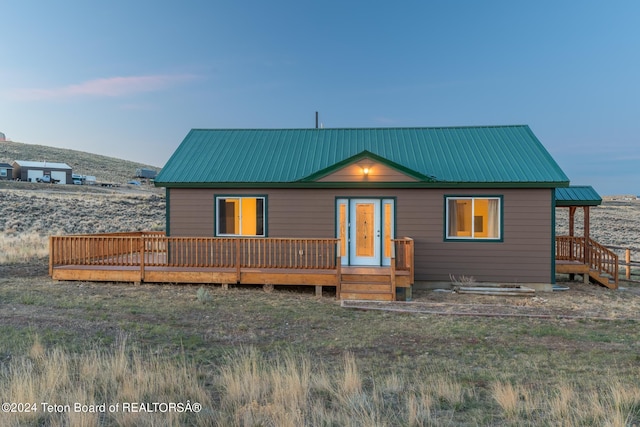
left=50, top=233, right=341, bottom=273
left=50, top=233, right=415, bottom=293
left=393, top=237, right=415, bottom=282
left=555, top=236, right=619, bottom=286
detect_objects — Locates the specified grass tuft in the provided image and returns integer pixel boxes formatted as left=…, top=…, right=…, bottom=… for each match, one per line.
left=0, top=231, right=49, bottom=264
left=196, top=286, right=213, bottom=304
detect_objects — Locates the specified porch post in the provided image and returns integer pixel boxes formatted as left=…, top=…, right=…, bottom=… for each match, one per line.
left=568, top=207, right=576, bottom=236
left=390, top=244, right=397, bottom=301
left=584, top=206, right=590, bottom=240
left=584, top=206, right=591, bottom=273
left=49, top=236, right=54, bottom=277
left=235, top=239, right=241, bottom=283
left=139, top=236, right=145, bottom=283
left=335, top=239, right=341, bottom=300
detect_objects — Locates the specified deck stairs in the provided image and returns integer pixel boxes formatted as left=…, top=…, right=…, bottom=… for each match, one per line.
left=339, top=267, right=395, bottom=301
left=556, top=236, right=619, bottom=289
left=588, top=269, right=616, bottom=289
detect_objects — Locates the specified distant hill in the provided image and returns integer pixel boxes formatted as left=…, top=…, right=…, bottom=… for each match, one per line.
left=0, top=140, right=161, bottom=184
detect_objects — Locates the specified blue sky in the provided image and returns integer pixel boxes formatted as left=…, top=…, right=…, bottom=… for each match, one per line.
left=1, top=1, right=638, bottom=195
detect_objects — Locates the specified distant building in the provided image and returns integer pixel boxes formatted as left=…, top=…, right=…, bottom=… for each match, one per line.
left=0, top=132, right=6, bottom=141
left=12, top=160, right=72, bottom=184
left=0, top=163, right=13, bottom=180
left=135, top=168, right=157, bottom=179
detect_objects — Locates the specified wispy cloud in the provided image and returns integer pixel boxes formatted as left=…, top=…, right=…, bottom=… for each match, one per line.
left=10, top=74, right=197, bottom=100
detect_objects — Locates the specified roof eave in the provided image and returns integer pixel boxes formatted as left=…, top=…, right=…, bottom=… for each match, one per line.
left=156, top=180, right=569, bottom=189
left=556, top=200, right=602, bottom=207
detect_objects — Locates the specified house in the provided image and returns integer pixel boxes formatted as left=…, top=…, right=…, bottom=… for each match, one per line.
left=154, top=125, right=573, bottom=289
left=0, top=163, right=13, bottom=180
left=12, top=160, right=72, bottom=184
left=49, top=125, right=616, bottom=299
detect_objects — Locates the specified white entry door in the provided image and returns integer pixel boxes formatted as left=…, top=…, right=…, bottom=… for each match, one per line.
left=337, top=198, right=394, bottom=267
left=350, top=199, right=381, bottom=265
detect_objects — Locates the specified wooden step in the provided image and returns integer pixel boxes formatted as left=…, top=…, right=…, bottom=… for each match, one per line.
left=340, top=292, right=394, bottom=301
left=339, top=281, right=394, bottom=301
left=338, top=267, right=395, bottom=301
left=342, top=267, right=391, bottom=275
left=589, top=270, right=617, bottom=289
left=341, top=274, right=391, bottom=283
left=341, top=282, right=392, bottom=293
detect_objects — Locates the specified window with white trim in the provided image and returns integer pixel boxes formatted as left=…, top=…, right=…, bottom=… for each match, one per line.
left=446, top=197, right=501, bottom=240
left=216, top=196, right=265, bottom=236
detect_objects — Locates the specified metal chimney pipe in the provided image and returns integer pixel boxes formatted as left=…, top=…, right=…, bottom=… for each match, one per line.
left=315, top=111, right=318, bottom=129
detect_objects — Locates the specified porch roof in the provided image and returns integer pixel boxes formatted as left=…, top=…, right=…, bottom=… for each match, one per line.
left=155, top=125, right=570, bottom=188
left=555, top=186, right=602, bottom=206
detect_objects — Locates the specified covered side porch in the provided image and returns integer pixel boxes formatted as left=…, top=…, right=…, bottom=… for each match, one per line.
left=49, top=232, right=414, bottom=301
left=555, top=186, right=618, bottom=289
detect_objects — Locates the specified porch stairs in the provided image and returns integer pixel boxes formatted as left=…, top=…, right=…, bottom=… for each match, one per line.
left=339, top=267, right=395, bottom=301
left=588, top=269, right=616, bottom=289
left=556, top=236, right=619, bottom=289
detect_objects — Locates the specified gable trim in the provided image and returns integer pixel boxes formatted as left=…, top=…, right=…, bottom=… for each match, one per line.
left=298, top=150, right=437, bottom=183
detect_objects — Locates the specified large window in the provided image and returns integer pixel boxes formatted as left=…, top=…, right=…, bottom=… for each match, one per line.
left=446, top=196, right=501, bottom=240
left=216, top=196, right=265, bottom=236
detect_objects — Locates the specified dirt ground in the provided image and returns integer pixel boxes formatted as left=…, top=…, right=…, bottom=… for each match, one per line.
left=345, top=281, right=640, bottom=321
left=2, top=187, right=640, bottom=331
left=3, top=256, right=640, bottom=338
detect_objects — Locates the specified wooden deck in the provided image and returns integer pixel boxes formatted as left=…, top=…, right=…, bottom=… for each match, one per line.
left=555, top=236, right=619, bottom=289
left=49, top=233, right=414, bottom=301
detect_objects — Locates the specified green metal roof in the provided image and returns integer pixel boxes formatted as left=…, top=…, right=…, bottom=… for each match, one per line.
left=555, top=186, right=602, bottom=206
left=155, top=125, right=570, bottom=188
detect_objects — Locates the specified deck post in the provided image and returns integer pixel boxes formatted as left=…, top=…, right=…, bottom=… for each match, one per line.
left=315, top=285, right=322, bottom=297
left=568, top=207, right=575, bottom=236
left=139, top=236, right=145, bottom=283
left=584, top=206, right=591, bottom=269
left=48, top=236, right=54, bottom=277
left=390, top=250, right=397, bottom=301
left=335, top=240, right=341, bottom=299
left=409, top=238, right=415, bottom=284
left=568, top=206, right=576, bottom=267
left=235, top=238, right=241, bottom=283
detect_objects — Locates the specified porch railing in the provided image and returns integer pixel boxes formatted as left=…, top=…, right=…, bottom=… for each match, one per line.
left=555, top=236, right=619, bottom=286
left=50, top=233, right=340, bottom=272
left=50, top=233, right=415, bottom=291
left=393, top=237, right=414, bottom=282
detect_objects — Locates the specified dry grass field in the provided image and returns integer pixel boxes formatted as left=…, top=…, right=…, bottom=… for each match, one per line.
left=0, top=183, right=165, bottom=264
left=1, top=180, right=640, bottom=425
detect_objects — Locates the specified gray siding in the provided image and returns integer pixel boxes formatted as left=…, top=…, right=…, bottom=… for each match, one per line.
left=168, top=188, right=553, bottom=283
